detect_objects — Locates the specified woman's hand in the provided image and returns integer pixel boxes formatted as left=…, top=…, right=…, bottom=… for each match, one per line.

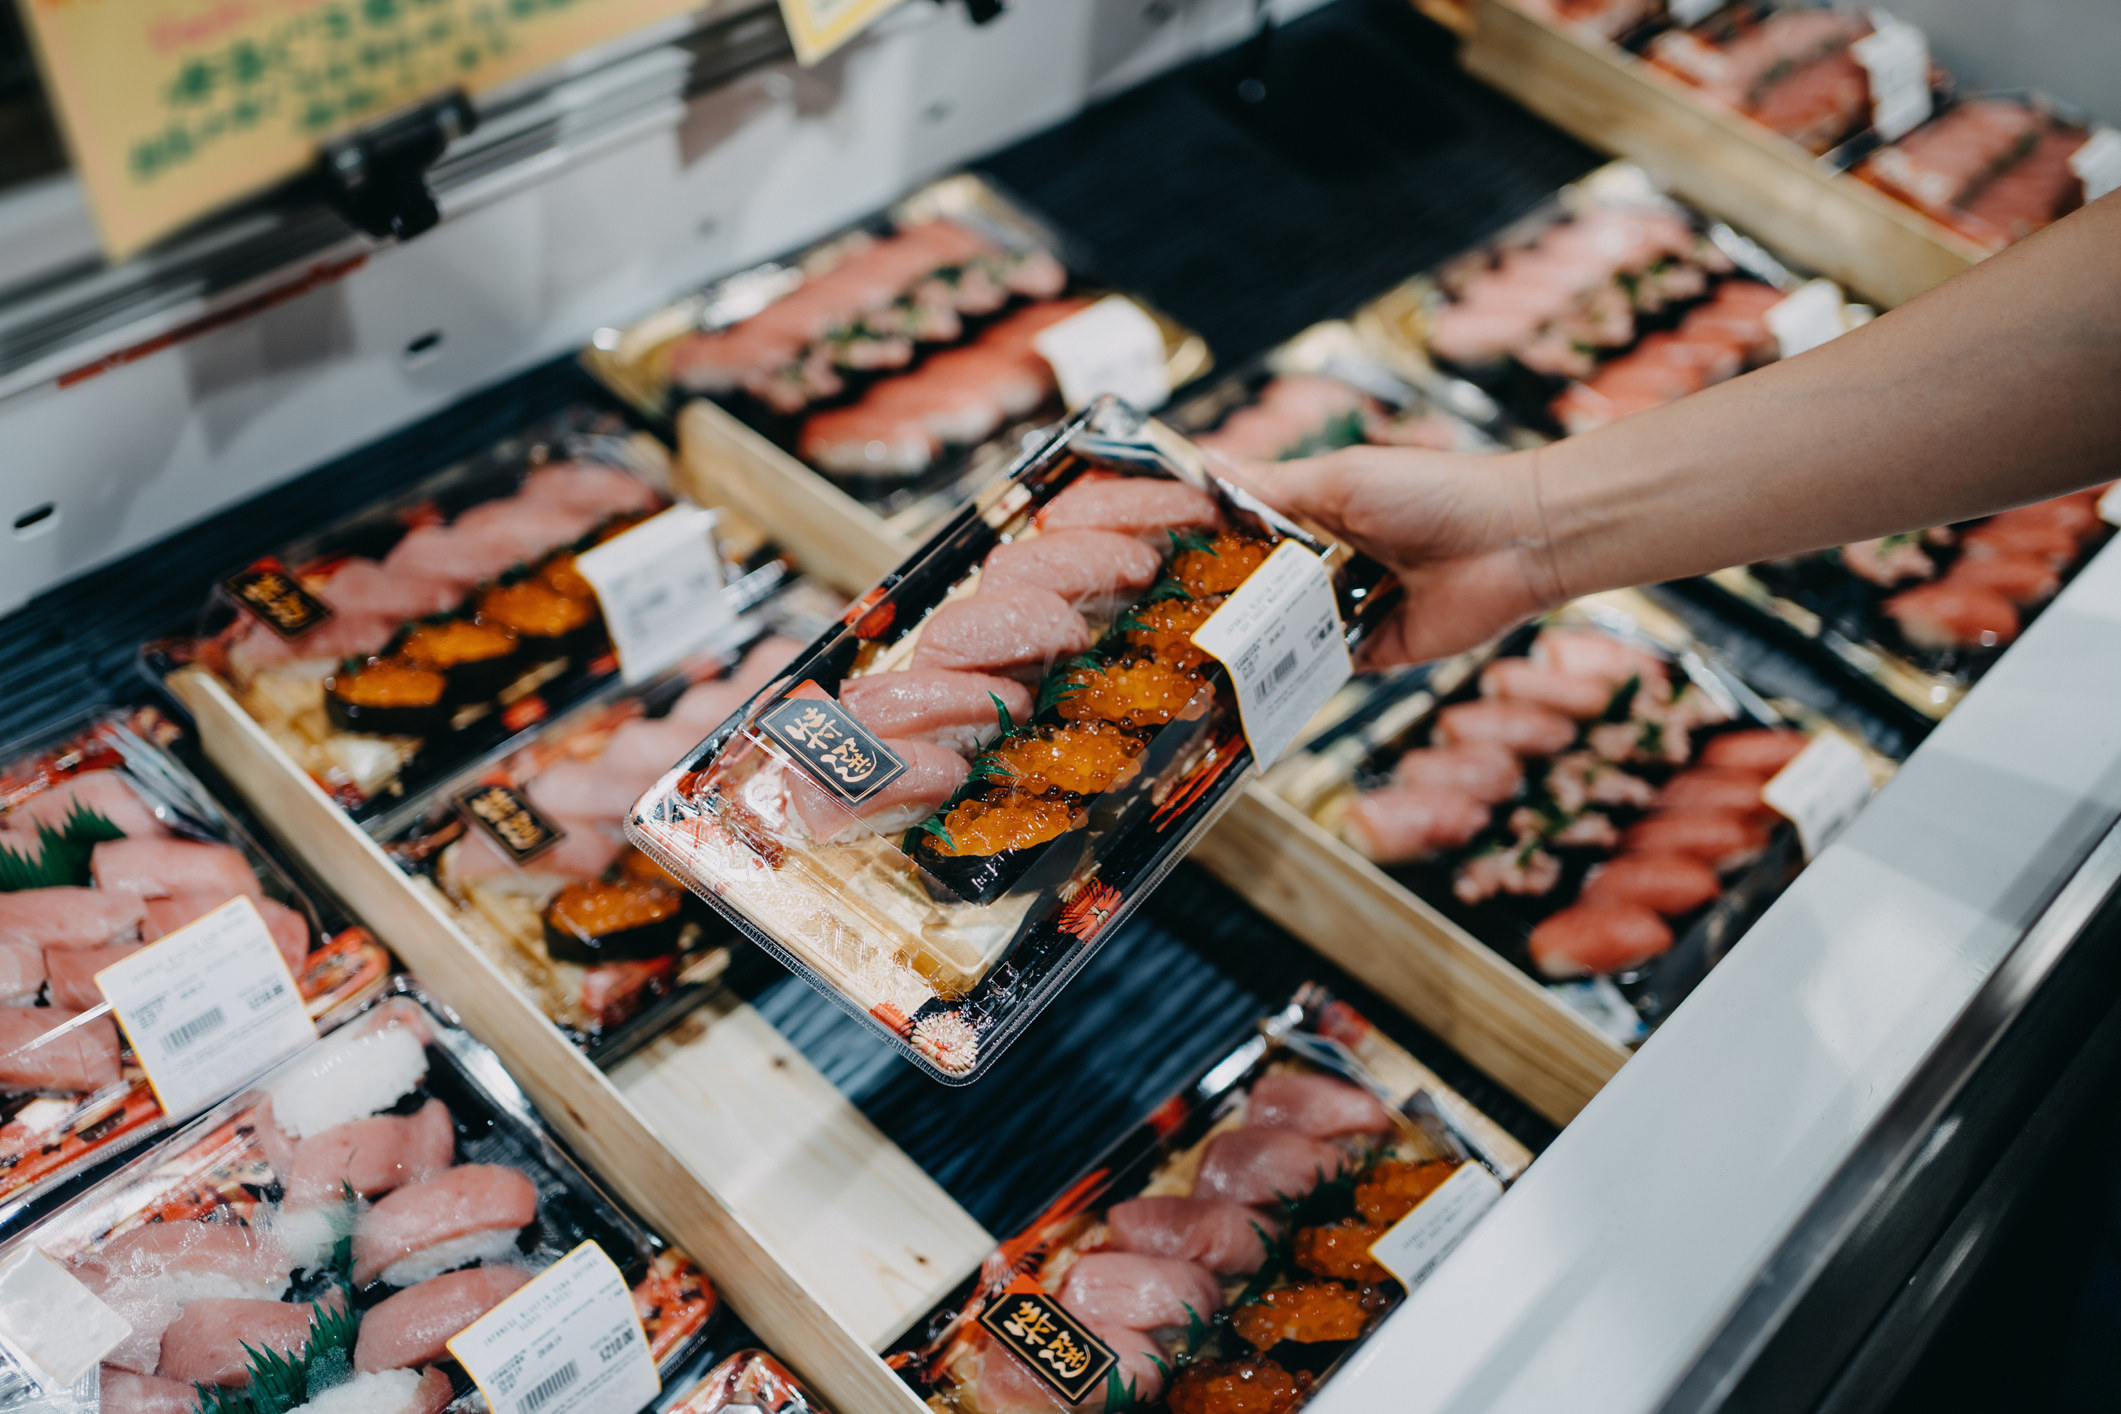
left=1218, top=444, right=1568, bottom=668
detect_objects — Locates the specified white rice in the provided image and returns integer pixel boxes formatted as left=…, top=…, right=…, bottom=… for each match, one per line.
left=378, top=1228, right=524, bottom=1288
left=288, top=1367, right=424, bottom=1414
left=266, top=1201, right=361, bottom=1274
left=268, top=1026, right=428, bottom=1139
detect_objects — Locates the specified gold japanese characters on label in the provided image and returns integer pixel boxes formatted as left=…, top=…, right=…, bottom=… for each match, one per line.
left=758, top=685, right=907, bottom=806
left=453, top=784, right=565, bottom=864
left=224, top=565, right=334, bottom=639
left=976, top=1288, right=1118, bottom=1405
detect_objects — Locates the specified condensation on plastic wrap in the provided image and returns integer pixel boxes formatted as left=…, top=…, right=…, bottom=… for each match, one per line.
left=627, top=398, right=1401, bottom=1084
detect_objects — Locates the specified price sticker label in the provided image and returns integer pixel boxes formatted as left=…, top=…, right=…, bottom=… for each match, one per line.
left=2097, top=483, right=2121, bottom=528
left=1853, top=13, right=1933, bottom=142
left=448, top=1241, right=659, bottom=1414
left=1190, top=541, right=1353, bottom=769
left=1763, top=731, right=1875, bottom=858
left=96, top=897, right=316, bottom=1123
left=0, top=1248, right=130, bottom=1389
left=1767, top=279, right=1854, bottom=360
left=1367, top=1162, right=1504, bottom=1289
left=576, top=505, right=732, bottom=685
left=2070, top=127, right=2121, bottom=202
left=1032, top=295, right=1172, bottom=413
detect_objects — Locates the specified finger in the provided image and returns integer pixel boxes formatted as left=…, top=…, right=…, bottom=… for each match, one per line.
left=1212, top=451, right=1357, bottom=539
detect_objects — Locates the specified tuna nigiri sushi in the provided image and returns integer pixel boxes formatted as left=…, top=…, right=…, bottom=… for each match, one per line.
left=159, top=1297, right=322, bottom=1386
left=353, top=1163, right=539, bottom=1286
left=1620, top=811, right=1770, bottom=871
left=1699, top=729, right=1809, bottom=775
left=1944, top=554, right=2060, bottom=605
left=268, top=1022, right=429, bottom=1139
left=1391, top=741, right=1524, bottom=804
left=1053, top=1251, right=1224, bottom=1331
left=1105, top=1196, right=1283, bottom=1275
left=96, top=1369, right=199, bottom=1414
left=1883, top=580, right=2020, bottom=650
left=1246, top=1072, right=1394, bottom=1138
left=1529, top=902, right=1673, bottom=978
left=1480, top=658, right=1619, bottom=719
left=284, top=1098, right=456, bottom=1208
left=787, top=737, right=968, bottom=841
left=353, top=1263, right=536, bottom=1372
left=1529, top=627, right=1669, bottom=689
left=1654, top=766, right=1771, bottom=817
left=1433, top=698, right=1579, bottom=758
left=1579, top=851, right=1724, bottom=915
left=90, top=839, right=260, bottom=902
left=1341, top=785, right=1491, bottom=864
left=909, top=586, right=1093, bottom=681
left=0, top=887, right=146, bottom=949
left=978, top=529, right=1161, bottom=611
left=1192, top=1128, right=1351, bottom=1205
left=0, top=1007, right=121, bottom=1092
left=7, top=771, right=169, bottom=840
left=840, top=670, right=1032, bottom=757
left=1037, top=476, right=1222, bottom=543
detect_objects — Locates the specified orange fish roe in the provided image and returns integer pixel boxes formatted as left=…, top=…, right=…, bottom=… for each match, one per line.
left=929, top=790, right=1080, bottom=858
left=1172, top=531, right=1274, bottom=598
left=1355, top=1160, right=1459, bottom=1226
left=1293, top=1223, right=1394, bottom=1284
left=1057, top=657, right=1210, bottom=730
left=1230, top=1281, right=1384, bottom=1350
left=1125, top=595, right=1223, bottom=672
left=988, top=722, right=1146, bottom=796
left=537, top=554, right=596, bottom=600
left=1166, top=1356, right=1314, bottom=1414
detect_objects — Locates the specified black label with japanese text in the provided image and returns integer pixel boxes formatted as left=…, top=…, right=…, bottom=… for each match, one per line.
left=976, top=1289, right=1118, bottom=1405
left=758, top=689, right=906, bottom=805
left=223, top=566, right=333, bottom=639
left=453, top=784, right=565, bottom=864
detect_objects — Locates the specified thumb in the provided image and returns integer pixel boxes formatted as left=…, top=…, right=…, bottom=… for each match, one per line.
left=1205, top=450, right=1355, bottom=543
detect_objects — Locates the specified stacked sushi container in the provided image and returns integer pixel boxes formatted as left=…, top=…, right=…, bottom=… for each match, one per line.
left=627, top=398, right=1400, bottom=1082
left=585, top=173, right=1212, bottom=559
left=885, top=985, right=1529, bottom=1413
left=0, top=985, right=726, bottom=1414
left=0, top=709, right=390, bottom=1237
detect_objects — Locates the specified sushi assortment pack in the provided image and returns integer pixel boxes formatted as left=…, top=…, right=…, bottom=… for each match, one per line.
left=885, top=985, right=1529, bottom=1413
left=148, top=406, right=754, bottom=832
left=380, top=602, right=841, bottom=1064
left=1264, top=593, right=1898, bottom=1041
left=1702, top=486, right=2116, bottom=716
left=665, top=1349, right=834, bottom=1414
left=0, top=709, right=391, bottom=1236
left=589, top=173, right=1212, bottom=561
left=628, top=399, right=1399, bottom=1082
left=1851, top=94, right=2106, bottom=254
left=0, top=987, right=721, bottom=1414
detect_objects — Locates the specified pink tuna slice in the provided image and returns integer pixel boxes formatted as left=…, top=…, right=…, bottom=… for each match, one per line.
left=1245, top=1072, right=1394, bottom=1138
left=353, top=1163, right=539, bottom=1286
left=1104, top=1195, right=1283, bottom=1275
left=90, top=839, right=260, bottom=902
left=1390, top=741, right=1523, bottom=804
left=528, top=757, right=651, bottom=825
left=1054, top=1251, right=1223, bottom=1331
left=0, top=941, right=44, bottom=1003
left=1342, top=784, right=1492, bottom=865
left=839, top=670, right=1031, bottom=753
left=0, top=1007, right=120, bottom=1092
left=1432, top=698, right=1579, bottom=758
left=7, top=771, right=169, bottom=840
left=285, top=1097, right=456, bottom=1208
left=448, top=818, right=623, bottom=883
left=1037, top=476, right=1223, bottom=542
left=909, top=586, right=1092, bottom=682
left=517, top=462, right=661, bottom=517
left=159, top=1297, right=324, bottom=1387
left=43, top=942, right=138, bottom=1010
left=97, top=1367, right=198, bottom=1414
left=354, top=1263, right=537, bottom=1373
left=979, top=529, right=1162, bottom=607
left=75, top=1221, right=295, bottom=1375
left=0, top=887, right=147, bottom=950
left=319, top=557, right=465, bottom=621
left=786, top=738, right=967, bottom=839
left=1192, top=1127, right=1351, bottom=1206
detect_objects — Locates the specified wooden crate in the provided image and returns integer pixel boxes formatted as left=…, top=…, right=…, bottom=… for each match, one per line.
left=1457, top=0, right=1990, bottom=309
left=166, top=665, right=988, bottom=1414
left=1190, top=785, right=1624, bottom=1127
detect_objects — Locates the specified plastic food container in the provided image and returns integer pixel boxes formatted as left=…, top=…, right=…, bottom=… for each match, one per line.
left=627, top=399, right=1399, bottom=1083
left=0, top=983, right=719, bottom=1412
left=667, top=1348, right=834, bottom=1413
left=1853, top=95, right=2097, bottom=253
left=145, top=407, right=716, bottom=828
left=884, top=984, right=1527, bottom=1412
left=0, top=708, right=390, bottom=1236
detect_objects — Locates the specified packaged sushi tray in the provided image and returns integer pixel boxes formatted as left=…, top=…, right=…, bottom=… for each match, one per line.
left=379, top=592, right=843, bottom=1065
left=149, top=405, right=774, bottom=832
left=1384, top=163, right=1873, bottom=441
left=627, top=397, right=1400, bottom=1083
left=1693, top=486, right=2116, bottom=718
left=883, top=984, right=1530, bottom=1413
left=0, top=984, right=722, bottom=1413
left=1262, top=591, right=1899, bottom=1043
left=666, top=1349, right=833, bottom=1414
left=587, top=173, right=1212, bottom=573
left=1853, top=94, right=2110, bottom=253
left=0, top=708, right=391, bottom=1236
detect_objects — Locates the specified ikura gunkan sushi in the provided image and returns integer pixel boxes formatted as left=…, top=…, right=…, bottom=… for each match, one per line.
left=628, top=406, right=1395, bottom=1082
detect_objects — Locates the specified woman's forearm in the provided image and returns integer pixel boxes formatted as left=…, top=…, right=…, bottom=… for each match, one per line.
left=1536, top=191, right=2121, bottom=601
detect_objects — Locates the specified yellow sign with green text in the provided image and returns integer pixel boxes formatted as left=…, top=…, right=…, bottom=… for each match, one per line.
left=17, top=0, right=705, bottom=259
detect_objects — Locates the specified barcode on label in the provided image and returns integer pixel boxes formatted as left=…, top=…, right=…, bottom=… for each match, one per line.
left=161, top=1007, right=226, bottom=1053
left=518, top=1360, right=580, bottom=1414
left=1266, top=649, right=1298, bottom=689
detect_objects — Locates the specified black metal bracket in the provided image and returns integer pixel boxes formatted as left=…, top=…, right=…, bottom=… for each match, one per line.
left=315, top=90, right=478, bottom=242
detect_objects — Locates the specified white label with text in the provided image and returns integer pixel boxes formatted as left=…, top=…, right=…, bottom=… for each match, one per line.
left=96, top=896, right=316, bottom=1122
left=1190, top=540, right=1352, bottom=770
left=0, top=1247, right=130, bottom=1390
left=447, top=1241, right=658, bottom=1414
left=1763, top=731, right=1874, bottom=858
left=2070, top=127, right=2121, bottom=202
left=1032, top=295, right=1171, bottom=413
left=577, top=505, right=731, bottom=685
left=1853, top=13, right=1932, bottom=141
left=1367, top=1162, right=1505, bottom=1289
